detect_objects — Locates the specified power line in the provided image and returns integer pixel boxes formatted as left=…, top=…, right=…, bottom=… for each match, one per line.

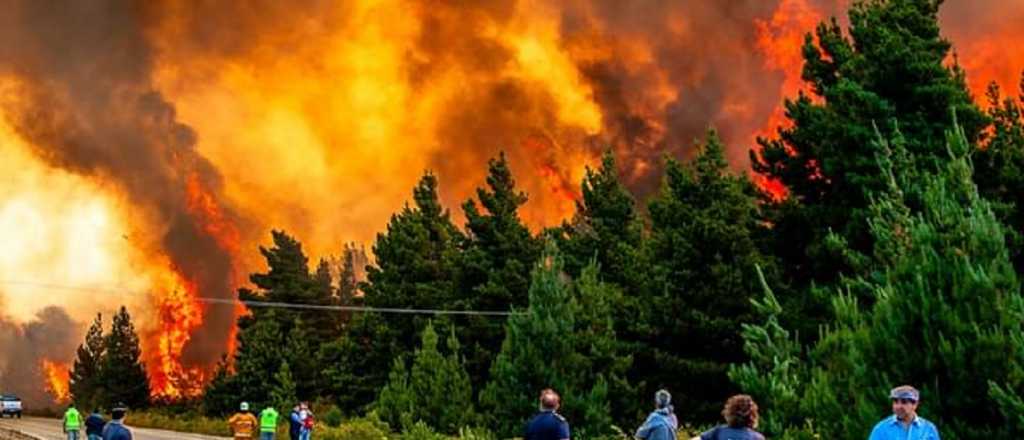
left=0, top=279, right=522, bottom=317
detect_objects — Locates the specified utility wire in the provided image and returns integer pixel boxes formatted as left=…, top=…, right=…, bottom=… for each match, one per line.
left=0, top=279, right=522, bottom=317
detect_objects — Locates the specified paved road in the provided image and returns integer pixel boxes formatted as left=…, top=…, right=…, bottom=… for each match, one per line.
left=0, top=416, right=229, bottom=440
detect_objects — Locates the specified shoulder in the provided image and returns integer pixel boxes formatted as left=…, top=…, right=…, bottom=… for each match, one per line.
left=918, top=417, right=940, bottom=433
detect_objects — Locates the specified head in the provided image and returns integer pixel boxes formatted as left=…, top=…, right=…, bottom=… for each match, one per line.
left=889, top=385, right=920, bottom=421
left=722, top=395, right=759, bottom=429
left=655, top=389, right=672, bottom=410
left=240, top=402, right=250, bottom=412
left=300, top=401, right=309, bottom=410
left=111, top=403, right=128, bottom=421
left=539, top=388, right=561, bottom=411
left=68, top=403, right=76, bottom=410
left=93, top=408, right=102, bottom=414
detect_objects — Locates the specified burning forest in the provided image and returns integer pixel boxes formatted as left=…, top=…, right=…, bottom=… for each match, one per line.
left=0, top=0, right=1023, bottom=414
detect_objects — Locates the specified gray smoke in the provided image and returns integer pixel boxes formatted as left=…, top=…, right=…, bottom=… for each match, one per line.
left=0, top=299, right=81, bottom=409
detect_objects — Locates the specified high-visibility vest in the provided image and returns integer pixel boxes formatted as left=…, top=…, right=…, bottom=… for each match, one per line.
left=260, top=408, right=279, bottom=432
left=64, top=408, right=81, bottom=430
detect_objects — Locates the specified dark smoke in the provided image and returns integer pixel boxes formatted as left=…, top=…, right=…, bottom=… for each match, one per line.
left=0, top=1, right=237, bottom=367
left=0, top=300, right=81, bottom=409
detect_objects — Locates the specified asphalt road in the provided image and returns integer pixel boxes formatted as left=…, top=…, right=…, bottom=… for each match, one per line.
left=0, top=416, right=230, bottom=440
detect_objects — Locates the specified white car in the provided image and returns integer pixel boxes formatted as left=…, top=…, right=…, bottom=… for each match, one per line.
left=0, top=395, right=21, bottom=418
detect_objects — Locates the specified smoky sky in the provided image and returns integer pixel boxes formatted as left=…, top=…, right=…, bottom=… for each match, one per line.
left=0, top=300, right=81, bottom=409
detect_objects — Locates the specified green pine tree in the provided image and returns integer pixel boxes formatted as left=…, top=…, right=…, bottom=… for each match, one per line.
left=322, top=172, right=463, bottom=413
left=642, top=130, right=778, bottom=423
left=98, top=306, right=149, bottom=409
left=456, top=153, right=542, bottom=390
left=70, top=313, right=105, bottom=409
left=480, top=243, right=616, bottom=439
left=751, top=0, right=988, bottom=289
left=736, top=124, right=1024, bottom=439
left=974, top=73, right=1024, bottom=272
left=377, top=321, right=475, bottom=434
left=271, top=360, right=297, bottom=415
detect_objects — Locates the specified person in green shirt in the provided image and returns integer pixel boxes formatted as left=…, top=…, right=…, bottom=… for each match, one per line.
left=63, top=403, right=82, bottom=440
left=259, top=406, right=280, bottom=440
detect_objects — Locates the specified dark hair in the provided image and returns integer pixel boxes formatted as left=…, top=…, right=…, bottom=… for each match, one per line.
left=111, top=410, right=126, bottom=420
left=722, top=395, right=758, bottom=429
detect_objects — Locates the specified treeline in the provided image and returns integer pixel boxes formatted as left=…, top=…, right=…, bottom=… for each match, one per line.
left=68, top=0, right=1024, bottom=439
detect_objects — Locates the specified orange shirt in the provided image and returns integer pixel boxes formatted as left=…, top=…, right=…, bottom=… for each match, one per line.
left=229, top=412, right=258, bottom=438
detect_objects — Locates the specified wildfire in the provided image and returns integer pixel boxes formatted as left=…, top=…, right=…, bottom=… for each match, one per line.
left=145, top=270, right=207, bottom=400
left=41, top=359, right=70, bottom=403
left=2, top=0, right=1024, bottom=405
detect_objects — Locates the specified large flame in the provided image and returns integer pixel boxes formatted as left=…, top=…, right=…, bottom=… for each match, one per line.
left=40, top=359, right=71, bottom=404
left=2, top=0, right=1023, bottom=402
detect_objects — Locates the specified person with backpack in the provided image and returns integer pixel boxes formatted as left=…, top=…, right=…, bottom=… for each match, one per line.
left=635, top=390, right=678, bottom=440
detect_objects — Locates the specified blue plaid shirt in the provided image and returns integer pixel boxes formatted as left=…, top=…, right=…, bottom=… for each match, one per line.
left=868, top=415, right=939, bottom=440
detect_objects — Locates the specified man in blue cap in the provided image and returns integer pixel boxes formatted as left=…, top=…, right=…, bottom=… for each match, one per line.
left=868, top=385, right=940, bottom=440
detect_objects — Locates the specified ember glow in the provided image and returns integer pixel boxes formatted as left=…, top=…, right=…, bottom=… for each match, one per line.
left=0, top=0, right=1021, bottom=401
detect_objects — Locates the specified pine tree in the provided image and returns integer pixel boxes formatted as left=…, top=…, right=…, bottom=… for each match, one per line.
left=456, top=153, right=542, bottom=390
left=377, top=321, right=474, bottom=434
left=480, top=243, right=616, bottom=438
left=323, top=173, right=463, bottom=412
left=98, top=306, right=149, bottom=409
left=736, top=125, right=1024, bottom=439
left=70, top=313, right=105, bottom=409
left=751, top=0, right=988, bottom=288
left=555, top=151, right=643, bottom=288
left=271, top=360, right=297, bottom=415
left=974, top=73, right=1024, bottom=272
left=642, top=131, right=778, bottom=423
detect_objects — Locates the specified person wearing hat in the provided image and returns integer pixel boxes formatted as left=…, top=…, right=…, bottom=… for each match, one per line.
left=868, top=385, right=940, bottom=440
left=229, top=402, right=259, bottom=439
left=101, top=403, right=132, bottom=440
left=635, top=389, right=678, bottom=440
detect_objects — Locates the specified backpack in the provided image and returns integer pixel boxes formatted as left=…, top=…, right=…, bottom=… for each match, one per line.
left=303, top=412, right=315, bottom=429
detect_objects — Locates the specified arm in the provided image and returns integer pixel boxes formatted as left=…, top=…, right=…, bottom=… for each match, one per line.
left=559, top=421, right=570, bottom=440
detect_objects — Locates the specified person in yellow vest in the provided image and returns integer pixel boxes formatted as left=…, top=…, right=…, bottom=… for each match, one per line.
left=228, top=402, right=259, bottom=440
left=259, top=405, right=280, bottom=440
left=62, top=403, right=82, bottom=440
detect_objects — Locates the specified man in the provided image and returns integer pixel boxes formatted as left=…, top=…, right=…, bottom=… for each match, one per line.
left=868, top=385, right=940, bottom=440
left=229, top=402, right=258, bottom=440
left=525, top=389, right=570, bottom=440
left=101, top=403, right=132, bottom=440
left=259, top=405, right=280, bottom=440
left=635, top=390, right=678, bottom=440
left=288, top=404, right=302, bottom=440
left=62, top=403, right=82, bottom=440
left=85, top=408, right=106, bottom=440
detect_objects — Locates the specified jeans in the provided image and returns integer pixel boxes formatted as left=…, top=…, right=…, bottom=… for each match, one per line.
left=66, top=431, right=79, bottom=440
left=88, top=435, right=103, bottom=440
left=261, top=432, right=276, bottom=440
left=299, top=430, right=311, bottom=440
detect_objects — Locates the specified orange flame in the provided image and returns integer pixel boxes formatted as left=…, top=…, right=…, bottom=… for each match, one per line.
left=41, top=359, right=71, bottom=403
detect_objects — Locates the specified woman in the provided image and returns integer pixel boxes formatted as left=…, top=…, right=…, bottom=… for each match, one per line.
left=691, top=395, right=765, bottom=440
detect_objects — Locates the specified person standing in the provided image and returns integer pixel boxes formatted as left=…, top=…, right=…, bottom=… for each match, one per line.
left=692, top=395, right=764, bottom=440
left=101, top=403, right=132, bottom=440
left=84, top=408, right=106, bottom=440
left=635, top=390, right=678, bottom=440
left=525, top=389, right=570, bottom=440
left=868, top=385, right=940, bottom=440
left=259, top=405, right=280, bottom=440
left=62, top=403, right=82, bottom=440
left=229, top=402, right=258, bottom=440
left=288, top=404, right=302, bottom=440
